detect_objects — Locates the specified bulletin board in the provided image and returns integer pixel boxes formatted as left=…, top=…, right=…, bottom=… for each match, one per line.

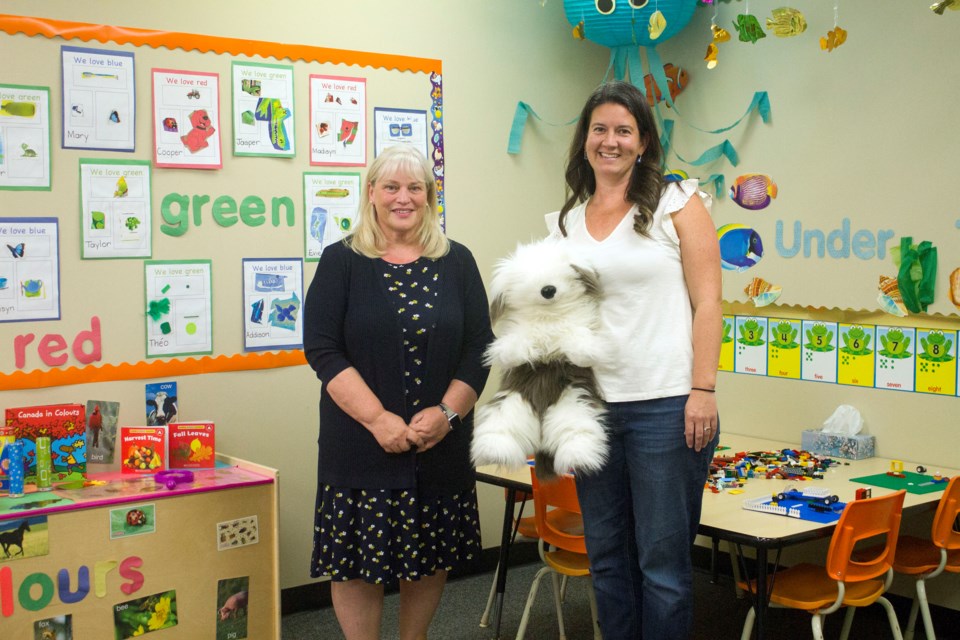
left=0, top=14, right=445, bottom=390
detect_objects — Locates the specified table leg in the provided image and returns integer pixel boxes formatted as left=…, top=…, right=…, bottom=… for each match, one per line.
left=490, top=487, right=517, bottom=639
left=710, top=536, right=719, bottom=584
left=754, top=546, right=768, bottom=640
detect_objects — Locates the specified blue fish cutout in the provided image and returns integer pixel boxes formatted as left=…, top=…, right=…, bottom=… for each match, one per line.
left=717, top=224, right=763, bottom=271
left=250, top=299, right=264, bottom=324
left=254, top=273, right=286, bottom=292
left=109, top=110, right=120, bottom=123
left=310, top=207, right=328, bottom=243
left=7, top=242, right=24, bottom=258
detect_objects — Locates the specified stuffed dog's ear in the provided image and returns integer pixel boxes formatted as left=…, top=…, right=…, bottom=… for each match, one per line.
left=571, top=264, right=602, bottom=298
left=489, top=293, right=507, bottom=324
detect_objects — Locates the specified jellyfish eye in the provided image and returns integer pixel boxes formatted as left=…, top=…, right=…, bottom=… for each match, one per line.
left=627, top=0, right=649, bottom=8
left=595, top=0, right=616, bottom=15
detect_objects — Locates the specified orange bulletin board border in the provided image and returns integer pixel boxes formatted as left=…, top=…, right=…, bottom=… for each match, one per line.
left=0, top=14, right=437, bottom=390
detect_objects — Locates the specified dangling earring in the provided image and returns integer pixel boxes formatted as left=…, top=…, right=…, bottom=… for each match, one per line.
left=636, top=153, right=643, bottom=164
left=583, top=150, right=588, bottom=160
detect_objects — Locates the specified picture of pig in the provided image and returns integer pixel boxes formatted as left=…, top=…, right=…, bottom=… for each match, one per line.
left=218, top=590, right=248, bottom=621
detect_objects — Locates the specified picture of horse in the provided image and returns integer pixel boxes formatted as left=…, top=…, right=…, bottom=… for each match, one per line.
left=0, top=516, right=49, bottom=562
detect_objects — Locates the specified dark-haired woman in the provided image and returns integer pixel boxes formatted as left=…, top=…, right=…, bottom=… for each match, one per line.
left=546, top=80, right=722, bottom=639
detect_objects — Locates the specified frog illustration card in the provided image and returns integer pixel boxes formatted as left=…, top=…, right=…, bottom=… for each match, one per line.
left=914, top=328, right=957, bottom=396
left=766, top=318, right=801, bottom=379
left=837, top=324, right=876, bottom=388
left=875, top=326, right=916, bottom=392
left=801, top=320, right=838, bottom=383
left=734, top=316, right=768, bottom=376
left=718, top=315, right=735, bottom=372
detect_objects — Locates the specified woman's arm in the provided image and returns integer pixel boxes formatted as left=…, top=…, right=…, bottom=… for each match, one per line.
left=673, top=193, right=722, bottom=452
left=327, top=368, right=423, bottom=453
left=408, top=379, right=478, bottom=451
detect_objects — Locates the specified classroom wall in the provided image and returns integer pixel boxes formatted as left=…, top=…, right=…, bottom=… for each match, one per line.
left=3, top=0, right=959, bottom=612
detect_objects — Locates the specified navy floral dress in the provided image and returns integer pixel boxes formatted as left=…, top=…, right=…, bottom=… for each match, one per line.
left=312, top=257, right=482, bottom=583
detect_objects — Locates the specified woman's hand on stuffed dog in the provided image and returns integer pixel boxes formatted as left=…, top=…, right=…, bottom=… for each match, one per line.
left=370, top=410, right=424, bottom=454
left=684, top=392, right=718, bottom=452
left=407, top=407, right=451, bottom=452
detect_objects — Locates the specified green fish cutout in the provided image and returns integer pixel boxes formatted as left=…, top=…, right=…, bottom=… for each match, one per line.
left=733, top=14, right=767, bottom=44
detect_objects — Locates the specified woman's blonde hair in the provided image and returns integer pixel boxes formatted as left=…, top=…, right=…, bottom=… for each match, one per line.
left=347, top=145, right=449, bottom=259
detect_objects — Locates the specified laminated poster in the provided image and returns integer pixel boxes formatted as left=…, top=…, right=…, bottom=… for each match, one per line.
left=61, top=45, right=136, bottom=152
left=801, top=320, right=839, bottom=384
left=309, top=74, right=366, bottom=166
left=232, top=61, right=296, bottom=157
left=79, top=159, right=152, bottom=259
left=0, top=217, right=60, bottom=323
left=0, top=83, right=51, bottom=190
left=144, top=260, right=213, bottom=358
left=718, top=315, right=735, bottom=372
left=837, top=323, right=876, bottom=388
left=915, top=328, right=957, bottom=396
left=766, top=318, right=801, bottom=379
left=303, top=171, right=361, bottom=261
left=152, top=69, right=221, bottom=169
left=373, top=107, right=428, bottom=160
left=734, top=316, right=768, bottom=376
left=242, top=257, right=304, bottom=351
left=875, top=325, right=916, bottom=392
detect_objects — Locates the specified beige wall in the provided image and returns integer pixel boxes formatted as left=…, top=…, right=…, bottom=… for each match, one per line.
left=2, top=0, right=959, bottom=611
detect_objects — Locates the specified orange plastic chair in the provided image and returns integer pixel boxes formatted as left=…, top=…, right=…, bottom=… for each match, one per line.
left=739, top=489, right=907, bottom=640
left=516, top=469, right=599, bottom=640
left=891, top=476, right=960, bottom=640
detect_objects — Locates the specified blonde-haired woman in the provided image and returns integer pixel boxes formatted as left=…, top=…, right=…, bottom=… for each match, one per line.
left=304, top=145, right=494, bottom=640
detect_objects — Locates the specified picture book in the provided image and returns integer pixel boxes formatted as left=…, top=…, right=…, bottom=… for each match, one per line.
left=85, top=399, right=120, bottom=464
left=168, top=421, right=215, bottom=469
left=119, top=426, right=165, bottom=474
left=145, top=381, right=178, bottom=426
left=4, top=404, right=86, bottom=486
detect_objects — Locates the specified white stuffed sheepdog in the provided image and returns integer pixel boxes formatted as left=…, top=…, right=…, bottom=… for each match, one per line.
left=471, top=239, right=609, bottom=480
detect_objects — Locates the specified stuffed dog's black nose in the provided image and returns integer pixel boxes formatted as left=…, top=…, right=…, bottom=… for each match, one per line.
left=540, top=285, right=557, bottom=299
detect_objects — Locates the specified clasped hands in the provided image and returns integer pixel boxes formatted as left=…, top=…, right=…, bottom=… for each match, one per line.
left=370, top=406, right=450, bottom=454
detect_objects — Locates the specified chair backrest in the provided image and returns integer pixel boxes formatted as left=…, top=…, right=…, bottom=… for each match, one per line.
left=931, top=476, right=960, bottom=551
left=826, top=489, right=905, bottom=583
left=530, top=468, right=586, bottom=555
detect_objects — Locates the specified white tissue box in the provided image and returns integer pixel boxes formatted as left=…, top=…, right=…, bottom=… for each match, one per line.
left=801, top=429, right=875, bottom=460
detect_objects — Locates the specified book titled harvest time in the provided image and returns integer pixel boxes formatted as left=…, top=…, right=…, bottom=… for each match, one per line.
left=119, top=427, right=166, bottom=474
left=168, top=421, right=215, bottom=469
left=4, top=404, right=86, bottom=486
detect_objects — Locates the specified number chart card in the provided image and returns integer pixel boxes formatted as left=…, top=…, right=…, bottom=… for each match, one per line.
left=734, top=316, right=768, bottom=376
left=837, top=324, right=876, bottom=388
left=801, top=320, right=838, bottom=384
left=0, top=84, right=51, bottom=190
left=915, top=328, right=957, bottom=396
left=309, top=75, right=366, bottom=166
left=144, top=260, right=213, bottom=358
left=718, top=315, right=735, bottom=372
left=0, top=217, right=60, bottom=322
left=373, top=107, right=428, bottom=159
left=152, top=69, right=221, bottom=169
left=79, top=159, right=152, bottom=259
left=767, top=318, right=801, bottom=379
left=232, top=61, right=296, bottom=157
left=303, top=171, right=361, bottom=261
left=875, top=325, right=916, bottom=392
left=242, top=258, right=304, bottom=351
left=61, top=45, right=136, bottom=152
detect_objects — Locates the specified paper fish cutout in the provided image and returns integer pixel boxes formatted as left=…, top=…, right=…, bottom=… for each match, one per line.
left=648, top=10, right=667, bottom=40
left=255, top=273, right=287, bottom=292
left=711, top=23, right=731, bottom=44
left=162, top=117, right=178, bottom=132
left=733, top=14, right=766, bottom=43
left=643, top=63, right=688, bottom=107
left=310, top=207, right=328, bottom=243
left=181, top=109, right=216, bottom=153
left=820, top=26, right=847, bottom=52
left=743, top=277, right=782, bottom=307
left=717, top=224, right=763, bottom=272
left=705, top=43, right=719, bottom=69
left=664, top=168, right=689, bottom=182
left=114, top=175, right=128, bottom=198
left=7, top=242, right=24, bottom=258
left=766, top=7, right=807, bottom=37
left=877, top=275, right=908, bottom=317
left=931, top=0, right=959, bottom=14
left=572, top=20, right=585, bottom=40
left=730, top=174, right=777, bottom=210
left=250, top=299, right=265, bottom=324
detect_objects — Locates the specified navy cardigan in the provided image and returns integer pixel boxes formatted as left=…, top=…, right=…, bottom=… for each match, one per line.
left=303, top=239, right=493, bottom=495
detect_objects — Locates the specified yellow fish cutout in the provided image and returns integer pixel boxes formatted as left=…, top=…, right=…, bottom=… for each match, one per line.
left=711, top=24, right=731, bottom=43
left=648, top=10, right=667, bottom=40
left=820, top=26, right=847, bottom=52
left=766, top=7, right=807, bottom=37
left=931, top=0, right=959, bottom=14
left=572, top=20, right=585, bottom=40
left=705, top=43, right=719, bottom=69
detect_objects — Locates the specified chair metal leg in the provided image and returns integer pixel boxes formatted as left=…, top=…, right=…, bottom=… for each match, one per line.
left=549, top=571, right=566, bottom=640
left=586, top=577, right=601, bottom=640
left=916, top=579, right=935, bottom=640
left=728, top=540, right=746, bottom=598
left=515, top=566, right=551, bottom=640
left=479, top=564, right=499, bottom=627
left=904, top=591, right=920, bottom=640
left=877, top=596, right=905, bottom=640
left=740, top=606, right=756, bottom=640
left=811, top=613, right=826, bottom=640
left=839, top=606, right=856, bottom=640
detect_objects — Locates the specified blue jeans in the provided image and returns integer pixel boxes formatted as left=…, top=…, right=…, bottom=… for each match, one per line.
left=575, top=395, right=718, bottom=640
